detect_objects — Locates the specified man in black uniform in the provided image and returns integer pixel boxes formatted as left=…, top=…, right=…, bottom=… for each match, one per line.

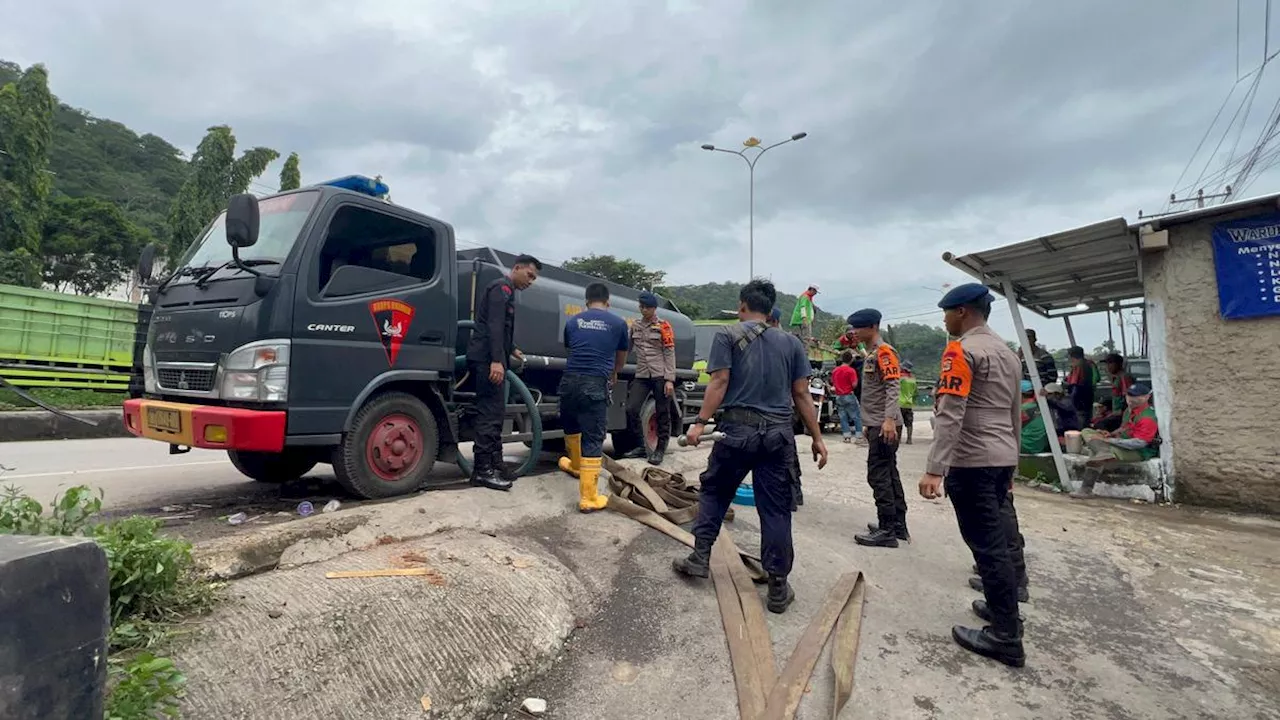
left=674, top=281, right=828, bottom=614
left=465, top=254, right=542, bottom=491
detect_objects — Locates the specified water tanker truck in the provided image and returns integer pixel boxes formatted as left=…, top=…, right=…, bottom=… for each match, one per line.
left=123, top=175, right=702, bottom=499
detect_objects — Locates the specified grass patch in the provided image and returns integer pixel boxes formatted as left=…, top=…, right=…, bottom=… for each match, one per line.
left=0, top=483, right=219, bottom=717
left=0, top=386, right=127, bottom=410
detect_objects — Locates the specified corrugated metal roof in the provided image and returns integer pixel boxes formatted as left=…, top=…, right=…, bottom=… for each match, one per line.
left=942, top=217, right=1140, bottom=317
left=943, top=191, right=1280, bottom=318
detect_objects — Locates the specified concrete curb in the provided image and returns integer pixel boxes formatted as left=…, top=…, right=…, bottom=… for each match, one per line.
left=0, top=409, right=130, bottom=442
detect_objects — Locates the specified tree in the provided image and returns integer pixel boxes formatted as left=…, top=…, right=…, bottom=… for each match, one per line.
left=166, top=125, right=278, bottom=259
left=41, top=196, right=148, bottom=295
left=0, top=63, right=55, bottom=287
left=279, top=152, right=301, bottom=191
left=563, top=254, right=666, bottom=289
left=883, top=322, right=950, bottom=380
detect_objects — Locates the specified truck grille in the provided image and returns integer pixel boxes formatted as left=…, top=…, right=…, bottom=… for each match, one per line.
left=157, top=365, right=217, bottom=393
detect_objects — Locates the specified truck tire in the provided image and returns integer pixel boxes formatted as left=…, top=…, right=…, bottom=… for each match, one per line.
left=333, top=392, right=439, bottom=500
left=227, top=449, right=317, bottom=483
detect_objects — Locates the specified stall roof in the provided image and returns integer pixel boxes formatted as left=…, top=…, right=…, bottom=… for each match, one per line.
left=943, top=191, right=1280, bottom=318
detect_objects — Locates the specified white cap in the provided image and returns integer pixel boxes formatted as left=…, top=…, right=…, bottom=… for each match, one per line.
left=809, top=283, right=820, bottom=292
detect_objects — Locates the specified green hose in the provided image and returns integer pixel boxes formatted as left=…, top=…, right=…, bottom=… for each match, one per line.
left=452, top=350, right=543, bottom=478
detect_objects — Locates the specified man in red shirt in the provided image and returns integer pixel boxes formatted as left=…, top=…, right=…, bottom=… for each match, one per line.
left=1074, top=383, right=1160, bottom=496
left=831, top=351, right=862, bottom=443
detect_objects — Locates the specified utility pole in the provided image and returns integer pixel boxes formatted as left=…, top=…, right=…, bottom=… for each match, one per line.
left=1170, top=186, right=1232, bottom=210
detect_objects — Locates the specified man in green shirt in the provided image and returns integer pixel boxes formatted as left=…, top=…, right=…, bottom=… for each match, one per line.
left=789, top=284, right=819, bottom=341
left=1018, top=380, right=1050, bottom=454
left=899, top=361, right=918, bottom=444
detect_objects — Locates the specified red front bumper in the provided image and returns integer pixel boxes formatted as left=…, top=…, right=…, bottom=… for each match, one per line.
left=123, top=399, right=287, bottom=452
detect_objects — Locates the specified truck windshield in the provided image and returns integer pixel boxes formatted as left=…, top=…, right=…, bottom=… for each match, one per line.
left=175, top=191, right=320, bottom=272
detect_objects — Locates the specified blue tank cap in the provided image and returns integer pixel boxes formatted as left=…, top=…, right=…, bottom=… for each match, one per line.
left=319, top=175, right=390, bottom=198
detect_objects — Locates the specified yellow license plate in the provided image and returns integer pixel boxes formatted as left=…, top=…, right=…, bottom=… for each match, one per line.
left=146, top=407, right=182, bottom=433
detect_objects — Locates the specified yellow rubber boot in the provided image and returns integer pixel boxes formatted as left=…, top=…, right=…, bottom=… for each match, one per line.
left=578, top=456, right=609, bottom=513
left=558, top=433, right=582, bottom=478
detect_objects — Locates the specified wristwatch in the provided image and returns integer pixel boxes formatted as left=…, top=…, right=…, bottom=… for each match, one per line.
left=693, top=417, right=709, bottom=426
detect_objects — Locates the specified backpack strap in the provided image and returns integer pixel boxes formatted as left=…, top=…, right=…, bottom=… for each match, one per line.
left=723, top=321, right=769, bottom=353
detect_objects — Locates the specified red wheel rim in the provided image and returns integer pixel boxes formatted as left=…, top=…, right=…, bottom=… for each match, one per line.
left=366, top=413, right=423, bottom=482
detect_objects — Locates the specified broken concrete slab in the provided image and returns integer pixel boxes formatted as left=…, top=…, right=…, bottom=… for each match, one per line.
left=0, top=409, right=129, bottom=442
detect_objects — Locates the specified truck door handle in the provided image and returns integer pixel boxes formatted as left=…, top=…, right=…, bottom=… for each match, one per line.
left=418, top=331, right=443, bottom=343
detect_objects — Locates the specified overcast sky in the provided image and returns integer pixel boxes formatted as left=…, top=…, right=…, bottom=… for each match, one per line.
left=3, top=0, right=1277, bottom=350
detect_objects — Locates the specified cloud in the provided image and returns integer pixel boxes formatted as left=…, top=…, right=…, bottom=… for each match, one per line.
left=0, top=0, right=1270, bottom=349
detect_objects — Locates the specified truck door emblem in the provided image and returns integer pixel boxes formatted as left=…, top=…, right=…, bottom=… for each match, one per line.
left=368, top=298, right=416, bottom=366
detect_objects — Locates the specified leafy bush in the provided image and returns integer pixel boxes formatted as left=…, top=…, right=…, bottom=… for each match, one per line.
left=0, top=484, right=215, bottom=717
left=104, top=654, right=186, bottom=720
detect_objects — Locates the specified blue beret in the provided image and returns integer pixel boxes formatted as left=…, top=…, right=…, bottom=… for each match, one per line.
left=846, top=308, right=882, bottom=328
left=770, top=307, right=782, bottom=321
left=938, top=283, right=994, bottom=309
left=1127, top=383, right=1151, bottom=397
left=638, top=291, right=659, bottom=307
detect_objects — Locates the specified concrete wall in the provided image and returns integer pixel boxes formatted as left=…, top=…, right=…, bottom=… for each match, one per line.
left=1143, top=209, right=1280, bottom=514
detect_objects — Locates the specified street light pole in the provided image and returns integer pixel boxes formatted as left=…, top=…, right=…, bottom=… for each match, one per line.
left=701, top=132, right=807, bottom=279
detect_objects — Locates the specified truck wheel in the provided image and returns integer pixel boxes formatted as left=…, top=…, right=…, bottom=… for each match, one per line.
left=334, top=392, right=439, bottom=500
left=227, top=449, right=317, bottom=483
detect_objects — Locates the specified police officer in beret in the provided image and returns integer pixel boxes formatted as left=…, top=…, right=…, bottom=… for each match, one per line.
left=848, top=308, right=910, bottom=548
left=675, top=280, right=828, bottom=614
left=623, top=291, right=677, bottom=465
left=919, top=282, right=1027, bottom=667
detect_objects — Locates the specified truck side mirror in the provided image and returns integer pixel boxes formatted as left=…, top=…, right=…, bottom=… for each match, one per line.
left=226, top=193, right=260, bottom=248
left=136, top=244, right=157, bottom=283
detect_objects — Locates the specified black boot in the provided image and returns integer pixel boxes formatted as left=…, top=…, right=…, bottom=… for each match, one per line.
left=854, top=527, right=900, bottom=548
left=470, top=458, right=513, bottom=492
left=971, top=600, right=1025, bottom=624
left=623, top=447, right=647, bottom=459
left=496, top=455, right=520, bottom=483
left=766, top=575, right=795, bottom=614
left=951, top=625, right=1026, bottom=668
left=968, top=576, right=1030, bottom=603
left=647, top=447, right=665, bottom=466
left=672, top=539, right=713, bottom=579
left=865, top=522, right=909, bottom=541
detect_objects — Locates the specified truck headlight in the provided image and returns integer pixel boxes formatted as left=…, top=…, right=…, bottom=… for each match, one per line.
left=221, top=340, right=290, bottom=402
left=143, top=342, right=157, bottom=393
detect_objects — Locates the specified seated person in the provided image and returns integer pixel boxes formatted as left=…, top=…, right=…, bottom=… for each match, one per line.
left=1079, top=383, right=1159, bottom=464
left=1043, top=383, right=1081, bottom=436
left=1019, top=380, right=1051, bottom=454
left=1090, top=400, right=1123, bottom=433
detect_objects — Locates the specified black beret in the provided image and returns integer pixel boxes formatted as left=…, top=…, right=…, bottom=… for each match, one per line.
left=846, top=308, right=882, bottom=328
left=638, top=291, right=659, bottom=307
left=937, top=283, right=994, bottom=309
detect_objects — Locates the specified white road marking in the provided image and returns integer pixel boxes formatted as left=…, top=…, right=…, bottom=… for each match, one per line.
left=0, top=460, right=226, bottom=481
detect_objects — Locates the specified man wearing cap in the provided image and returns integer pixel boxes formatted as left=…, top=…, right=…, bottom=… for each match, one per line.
left=675, top=279, right=828, bottom=614
left=848, top=308, right=910, bottom=548
left=918, top=282, right=1026, bottom=667
left=1043, top=382, right=1080, bottom=440
left=767, top=307, right=782, bottom=328
left=789, top=283, right=819, bottom=342
left=1074, top=383, right=1160, bottom=497
left=623, top=291, right=677, bottom=465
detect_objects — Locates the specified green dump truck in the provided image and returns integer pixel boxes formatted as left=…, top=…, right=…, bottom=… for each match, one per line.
left=0, top=283, right=140, bottom=390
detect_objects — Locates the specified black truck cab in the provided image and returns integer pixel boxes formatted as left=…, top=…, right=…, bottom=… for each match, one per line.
left=125, top=176, right=699, bottom=499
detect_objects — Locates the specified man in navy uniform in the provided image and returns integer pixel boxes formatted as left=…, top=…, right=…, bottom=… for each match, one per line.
left=674, top=280, right=828, bottom=614
left=919, top=283, right=1026, bottom=667
left=464, top=254, right=541, bottom=491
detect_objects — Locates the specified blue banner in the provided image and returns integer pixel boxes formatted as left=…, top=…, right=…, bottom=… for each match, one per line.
left=1210, top=213, right=1280, bottom=320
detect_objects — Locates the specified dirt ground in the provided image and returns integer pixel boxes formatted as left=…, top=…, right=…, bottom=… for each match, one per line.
left=170, top=417, right=1280, bottom=720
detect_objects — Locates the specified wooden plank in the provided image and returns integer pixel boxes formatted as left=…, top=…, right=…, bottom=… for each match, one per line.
left=829, top=573, right=866, bottom=720
left=760, top=572, right=860, bottom=720
left=323, top=568, right=432, bottom=579
left=711, top=537, right=765, bottom=720
left=721, top=529, right=777, bottom=690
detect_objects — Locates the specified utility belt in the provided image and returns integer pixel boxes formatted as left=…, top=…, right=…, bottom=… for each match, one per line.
left=719, top=407, right=792, bottom=430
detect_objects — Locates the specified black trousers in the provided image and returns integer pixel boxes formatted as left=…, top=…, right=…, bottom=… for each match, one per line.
left=866, top=426, right=907, bottom=531
left=691, top=420, right=795, bottom=577
left=1001, top=489, right=1029, bottom=588
left=624, top=377, right=672, bottom=451
left=558, top=374, right=609, bottom=457
left=947, top=466, right=1020, bottom=635
left=470, top=362, right=506, bottom=474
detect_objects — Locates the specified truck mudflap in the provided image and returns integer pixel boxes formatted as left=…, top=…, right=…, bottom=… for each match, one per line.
left=123, top=399, right=286, bottom=452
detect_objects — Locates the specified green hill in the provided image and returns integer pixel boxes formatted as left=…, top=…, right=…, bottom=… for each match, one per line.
left=0, top=60, right=188, bottom=243
left=660, top=281, right=844, bottom=326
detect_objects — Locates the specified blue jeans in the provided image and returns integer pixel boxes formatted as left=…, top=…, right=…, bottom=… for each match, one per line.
left=835, top=394, right=861, bottom=437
